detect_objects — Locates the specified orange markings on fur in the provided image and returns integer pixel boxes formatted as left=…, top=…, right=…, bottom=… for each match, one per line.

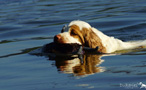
left=69, top=25, right=106, bottom=53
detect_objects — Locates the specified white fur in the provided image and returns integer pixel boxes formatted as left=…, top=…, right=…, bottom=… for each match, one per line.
left=59, top=20, right=146, bottom=53
left=91, top=27, right=146, bottom=53
left=69, top=20, right=91, bottom=30
left=59, top=32, right=81, bottom=44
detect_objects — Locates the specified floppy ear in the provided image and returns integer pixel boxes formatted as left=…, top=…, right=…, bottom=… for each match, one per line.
left=82, top=28, right=106, bottom=53
left=69, top=25, right=85, bottom=44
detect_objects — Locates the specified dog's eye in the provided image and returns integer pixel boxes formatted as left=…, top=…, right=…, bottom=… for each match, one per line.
left=70, top=30, right=77, bottom=35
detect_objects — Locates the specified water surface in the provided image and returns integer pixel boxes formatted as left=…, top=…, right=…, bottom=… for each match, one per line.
left=0, top=0, right=146, bottom=90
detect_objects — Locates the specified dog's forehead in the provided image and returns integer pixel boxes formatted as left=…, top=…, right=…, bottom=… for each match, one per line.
left=69, top=20, right=91, bottom=30
left=60, top=32, right=70, bottom=36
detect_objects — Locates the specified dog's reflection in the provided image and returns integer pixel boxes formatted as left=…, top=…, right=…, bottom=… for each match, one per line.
left=53, top=54, right=105, bottom=76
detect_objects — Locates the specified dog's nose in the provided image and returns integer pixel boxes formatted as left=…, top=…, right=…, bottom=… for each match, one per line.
left=54, top=35, right=61, bottom=42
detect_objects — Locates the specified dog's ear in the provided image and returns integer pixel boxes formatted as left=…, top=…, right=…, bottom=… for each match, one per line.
left=82, top=28, right=106, bottom=53
left=69, top=25, right=85, bottom=45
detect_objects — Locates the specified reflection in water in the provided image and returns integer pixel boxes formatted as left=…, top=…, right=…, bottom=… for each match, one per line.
left=29, top=46, right=146, bottom=77
left=46, top=47, right=146, bottom=77
left=52, top=54, right=105, bottom=77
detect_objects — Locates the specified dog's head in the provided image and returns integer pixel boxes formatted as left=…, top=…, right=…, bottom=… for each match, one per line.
left=54, top=20, right=89, bottom=44
left=54, top=20, right=106, bottom=53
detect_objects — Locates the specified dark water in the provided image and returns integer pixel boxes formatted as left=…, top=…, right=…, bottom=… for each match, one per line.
left=0, top=0, right=146, bottom=90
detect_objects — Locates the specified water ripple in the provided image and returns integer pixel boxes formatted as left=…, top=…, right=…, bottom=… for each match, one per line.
left=0, top=0, right=146, bottom=90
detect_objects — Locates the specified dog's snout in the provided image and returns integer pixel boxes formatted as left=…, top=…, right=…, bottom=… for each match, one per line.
left=54, top=35, right=61, bottom=42
left=55, top=35, right=61, bottom=40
